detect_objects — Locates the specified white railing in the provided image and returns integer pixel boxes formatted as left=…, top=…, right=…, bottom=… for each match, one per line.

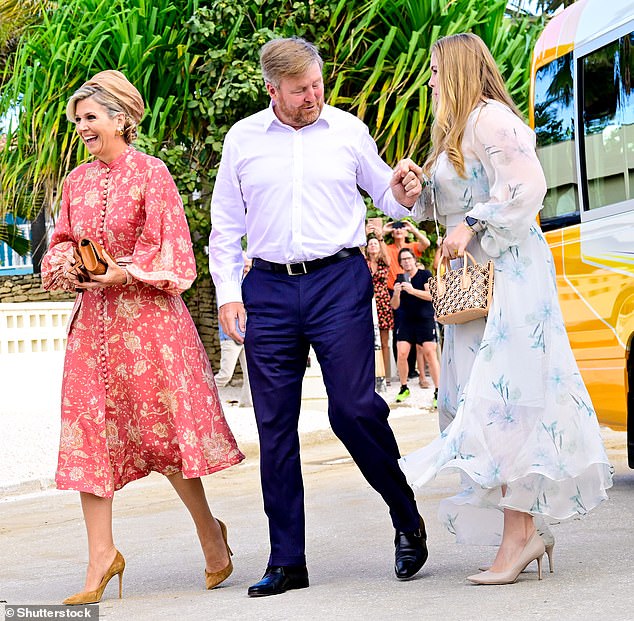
left=0, top=301, right=73, bottom=355
left=0, top=302, right=75, bottom=492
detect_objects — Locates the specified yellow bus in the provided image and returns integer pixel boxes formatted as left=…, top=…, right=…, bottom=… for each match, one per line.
left=530, top=0, right=634, bottom=466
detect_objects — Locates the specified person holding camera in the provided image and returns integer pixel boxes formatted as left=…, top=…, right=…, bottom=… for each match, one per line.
left=383, top=220, right=430, bottom=291
left=390, top=248, right=439, bottom=405
left=384, top=220, right=431, bottom=385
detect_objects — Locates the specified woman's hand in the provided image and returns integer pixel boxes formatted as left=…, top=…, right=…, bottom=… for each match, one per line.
left=365, top=222, right=383, bottom=240
left=74, top=252, right=128, bottom=290
left=441, top=223, right=475, bottom=259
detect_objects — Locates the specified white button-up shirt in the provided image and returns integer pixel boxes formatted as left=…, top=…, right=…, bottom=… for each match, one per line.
left=209, top=103, right=411, bottom=306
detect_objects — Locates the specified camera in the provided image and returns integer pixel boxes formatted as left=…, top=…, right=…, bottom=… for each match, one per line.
left=392, top=221, right=406, bottom=229
left=396, top=273, right=411, bottom=283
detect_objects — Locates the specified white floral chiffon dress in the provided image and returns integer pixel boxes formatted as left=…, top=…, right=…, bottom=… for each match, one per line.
left=400, top=100, right=613, bottom=544
left=42, top=147, right=244, bottom=498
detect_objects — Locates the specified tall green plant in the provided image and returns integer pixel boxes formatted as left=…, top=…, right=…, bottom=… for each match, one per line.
left=0, top=0, right=53, bottom=81
left=0, top=0, right=199, bottom=223
left=326, top=0, right=544, bottom=164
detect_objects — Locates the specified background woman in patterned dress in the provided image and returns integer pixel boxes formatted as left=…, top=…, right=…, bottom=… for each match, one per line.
left=42, top=71, right=244, bottom=604
left=399, top=34, right=612, bottom=586
left=365, top=233, right=394, bottom=385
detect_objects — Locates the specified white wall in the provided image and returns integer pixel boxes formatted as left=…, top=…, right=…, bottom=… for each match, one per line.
left=0, top=302, right=73, bottom=493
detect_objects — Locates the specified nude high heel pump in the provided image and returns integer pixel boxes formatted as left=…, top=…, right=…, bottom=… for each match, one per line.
left=205, top=519, right=233, bottom=589
left=478, top=529, right=555, bottom=573
left=467, top=531, right=545, bottom=585
left=536, top=520, right=555, bottom=573
left=63, top=549, right=125, bottom=605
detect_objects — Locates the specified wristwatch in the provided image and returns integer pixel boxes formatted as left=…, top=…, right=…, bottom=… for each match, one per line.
left=464, top=215, right=486, bottom=234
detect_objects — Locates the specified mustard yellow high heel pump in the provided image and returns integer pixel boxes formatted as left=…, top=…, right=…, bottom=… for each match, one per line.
left=63, top=549, right=125, bottom=605
left=205, top=519, right=234, bottom=589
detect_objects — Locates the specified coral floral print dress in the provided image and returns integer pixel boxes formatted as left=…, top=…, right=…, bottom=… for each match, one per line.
left=42, top=147, right=244, bottom=498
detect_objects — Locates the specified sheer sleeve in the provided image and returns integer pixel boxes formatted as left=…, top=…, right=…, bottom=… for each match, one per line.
left=410, top=184, right=435, bottom=223
left=466, top=103, right=547, bottom=257
left=41, top=179, right=77, bottom=292
left=127, top=160, right=197, bottom=295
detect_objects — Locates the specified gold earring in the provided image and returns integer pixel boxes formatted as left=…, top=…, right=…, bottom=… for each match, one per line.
left=117, top=128, right=124, bottom=136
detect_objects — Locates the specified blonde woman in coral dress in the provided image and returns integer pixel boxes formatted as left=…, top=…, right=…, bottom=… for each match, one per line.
left=42, top=71, right=244, bottom=604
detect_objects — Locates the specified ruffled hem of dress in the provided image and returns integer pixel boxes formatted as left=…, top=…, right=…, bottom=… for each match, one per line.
left=56, top=451, right=245, bottom=498
left=401, top=458, right=613, bottom=545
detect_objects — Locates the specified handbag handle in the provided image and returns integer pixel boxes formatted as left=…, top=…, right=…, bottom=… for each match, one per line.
left=435, top=251, right=477, bottom=297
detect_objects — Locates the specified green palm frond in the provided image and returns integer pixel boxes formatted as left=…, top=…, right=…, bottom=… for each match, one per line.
left=0, top=222, right=29, bottom=256
left=0, top=0, right=199, bottom=221
left=326, top=0, right=544, bottom=165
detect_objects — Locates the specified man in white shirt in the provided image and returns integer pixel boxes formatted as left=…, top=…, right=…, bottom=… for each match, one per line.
left=209, top=37, right=427, bottom=597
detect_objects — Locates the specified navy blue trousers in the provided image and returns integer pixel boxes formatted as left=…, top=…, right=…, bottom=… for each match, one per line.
left=242, top=253, right=420, bottom=566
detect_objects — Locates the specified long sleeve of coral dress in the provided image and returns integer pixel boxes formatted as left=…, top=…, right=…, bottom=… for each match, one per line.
left=42, top=147, right=244, bottom=498
left=401, top=100, right=612, bottom=545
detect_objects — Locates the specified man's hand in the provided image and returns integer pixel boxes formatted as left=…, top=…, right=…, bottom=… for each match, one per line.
left=219, top=301, right=247, bottom=344
left=391, top=158, right=423, bottom=207
left=400, top=281, right=414, bottom=295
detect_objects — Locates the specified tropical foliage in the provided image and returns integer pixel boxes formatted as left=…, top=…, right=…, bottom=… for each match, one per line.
left=1, top=0, right=199, bottom=219
left=508, top=0, right=576, bottom=14
left=0, top=0, right=53, bottom=81
left=325, top=0, right=543, bottom=165
left=1, top=0, right=547, bottom=275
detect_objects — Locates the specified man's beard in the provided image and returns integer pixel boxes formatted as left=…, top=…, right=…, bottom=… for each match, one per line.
left=279, top=98, right=324, bottom=128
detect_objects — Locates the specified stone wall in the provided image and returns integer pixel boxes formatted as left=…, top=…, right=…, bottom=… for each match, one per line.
left=183, top=274, right=224, bottom=372
left=0, top=273, right=74, bottom=303
left=0, top=273, right=224, bottom=370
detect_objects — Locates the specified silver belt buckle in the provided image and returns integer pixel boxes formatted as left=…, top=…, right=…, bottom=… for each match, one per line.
left=287, top=261, right=308, bottom=276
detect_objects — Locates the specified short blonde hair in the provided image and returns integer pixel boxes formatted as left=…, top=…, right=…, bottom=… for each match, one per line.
left=423, top=33, right=520, bottom=178
left=260, top=37, right=323, bottom=88
left=66, top=86, right=139, bottom=144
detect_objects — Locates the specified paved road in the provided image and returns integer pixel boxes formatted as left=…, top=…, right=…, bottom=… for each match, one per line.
left=1, top=410, right=632, bottom=621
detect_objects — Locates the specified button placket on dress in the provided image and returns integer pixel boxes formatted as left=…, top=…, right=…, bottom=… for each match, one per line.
left=99, top=167, right=110, bottom=390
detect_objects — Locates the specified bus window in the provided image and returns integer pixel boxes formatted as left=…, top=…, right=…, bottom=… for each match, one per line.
left=534, top=51, right=580, bottom=230
left=580, top=31, right=634, bottom=211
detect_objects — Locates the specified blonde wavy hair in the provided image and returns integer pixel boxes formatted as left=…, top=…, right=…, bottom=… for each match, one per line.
left=423, top=33, right=521, bottom=179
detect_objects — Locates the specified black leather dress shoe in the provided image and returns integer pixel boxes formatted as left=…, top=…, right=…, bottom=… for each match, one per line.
left=247, top=565, right=309, bottom=597
left=394, top=517, right=428, bottom=580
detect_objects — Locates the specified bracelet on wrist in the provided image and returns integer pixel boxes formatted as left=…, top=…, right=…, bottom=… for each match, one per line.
left=121, top=266, right=133, bottom=285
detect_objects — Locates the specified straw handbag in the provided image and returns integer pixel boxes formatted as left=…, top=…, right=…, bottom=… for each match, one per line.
left=428, top=251, right=494, bottom=324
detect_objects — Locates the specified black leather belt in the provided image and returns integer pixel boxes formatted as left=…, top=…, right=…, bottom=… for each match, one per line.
left=252, top=247, right=361, bottom=276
